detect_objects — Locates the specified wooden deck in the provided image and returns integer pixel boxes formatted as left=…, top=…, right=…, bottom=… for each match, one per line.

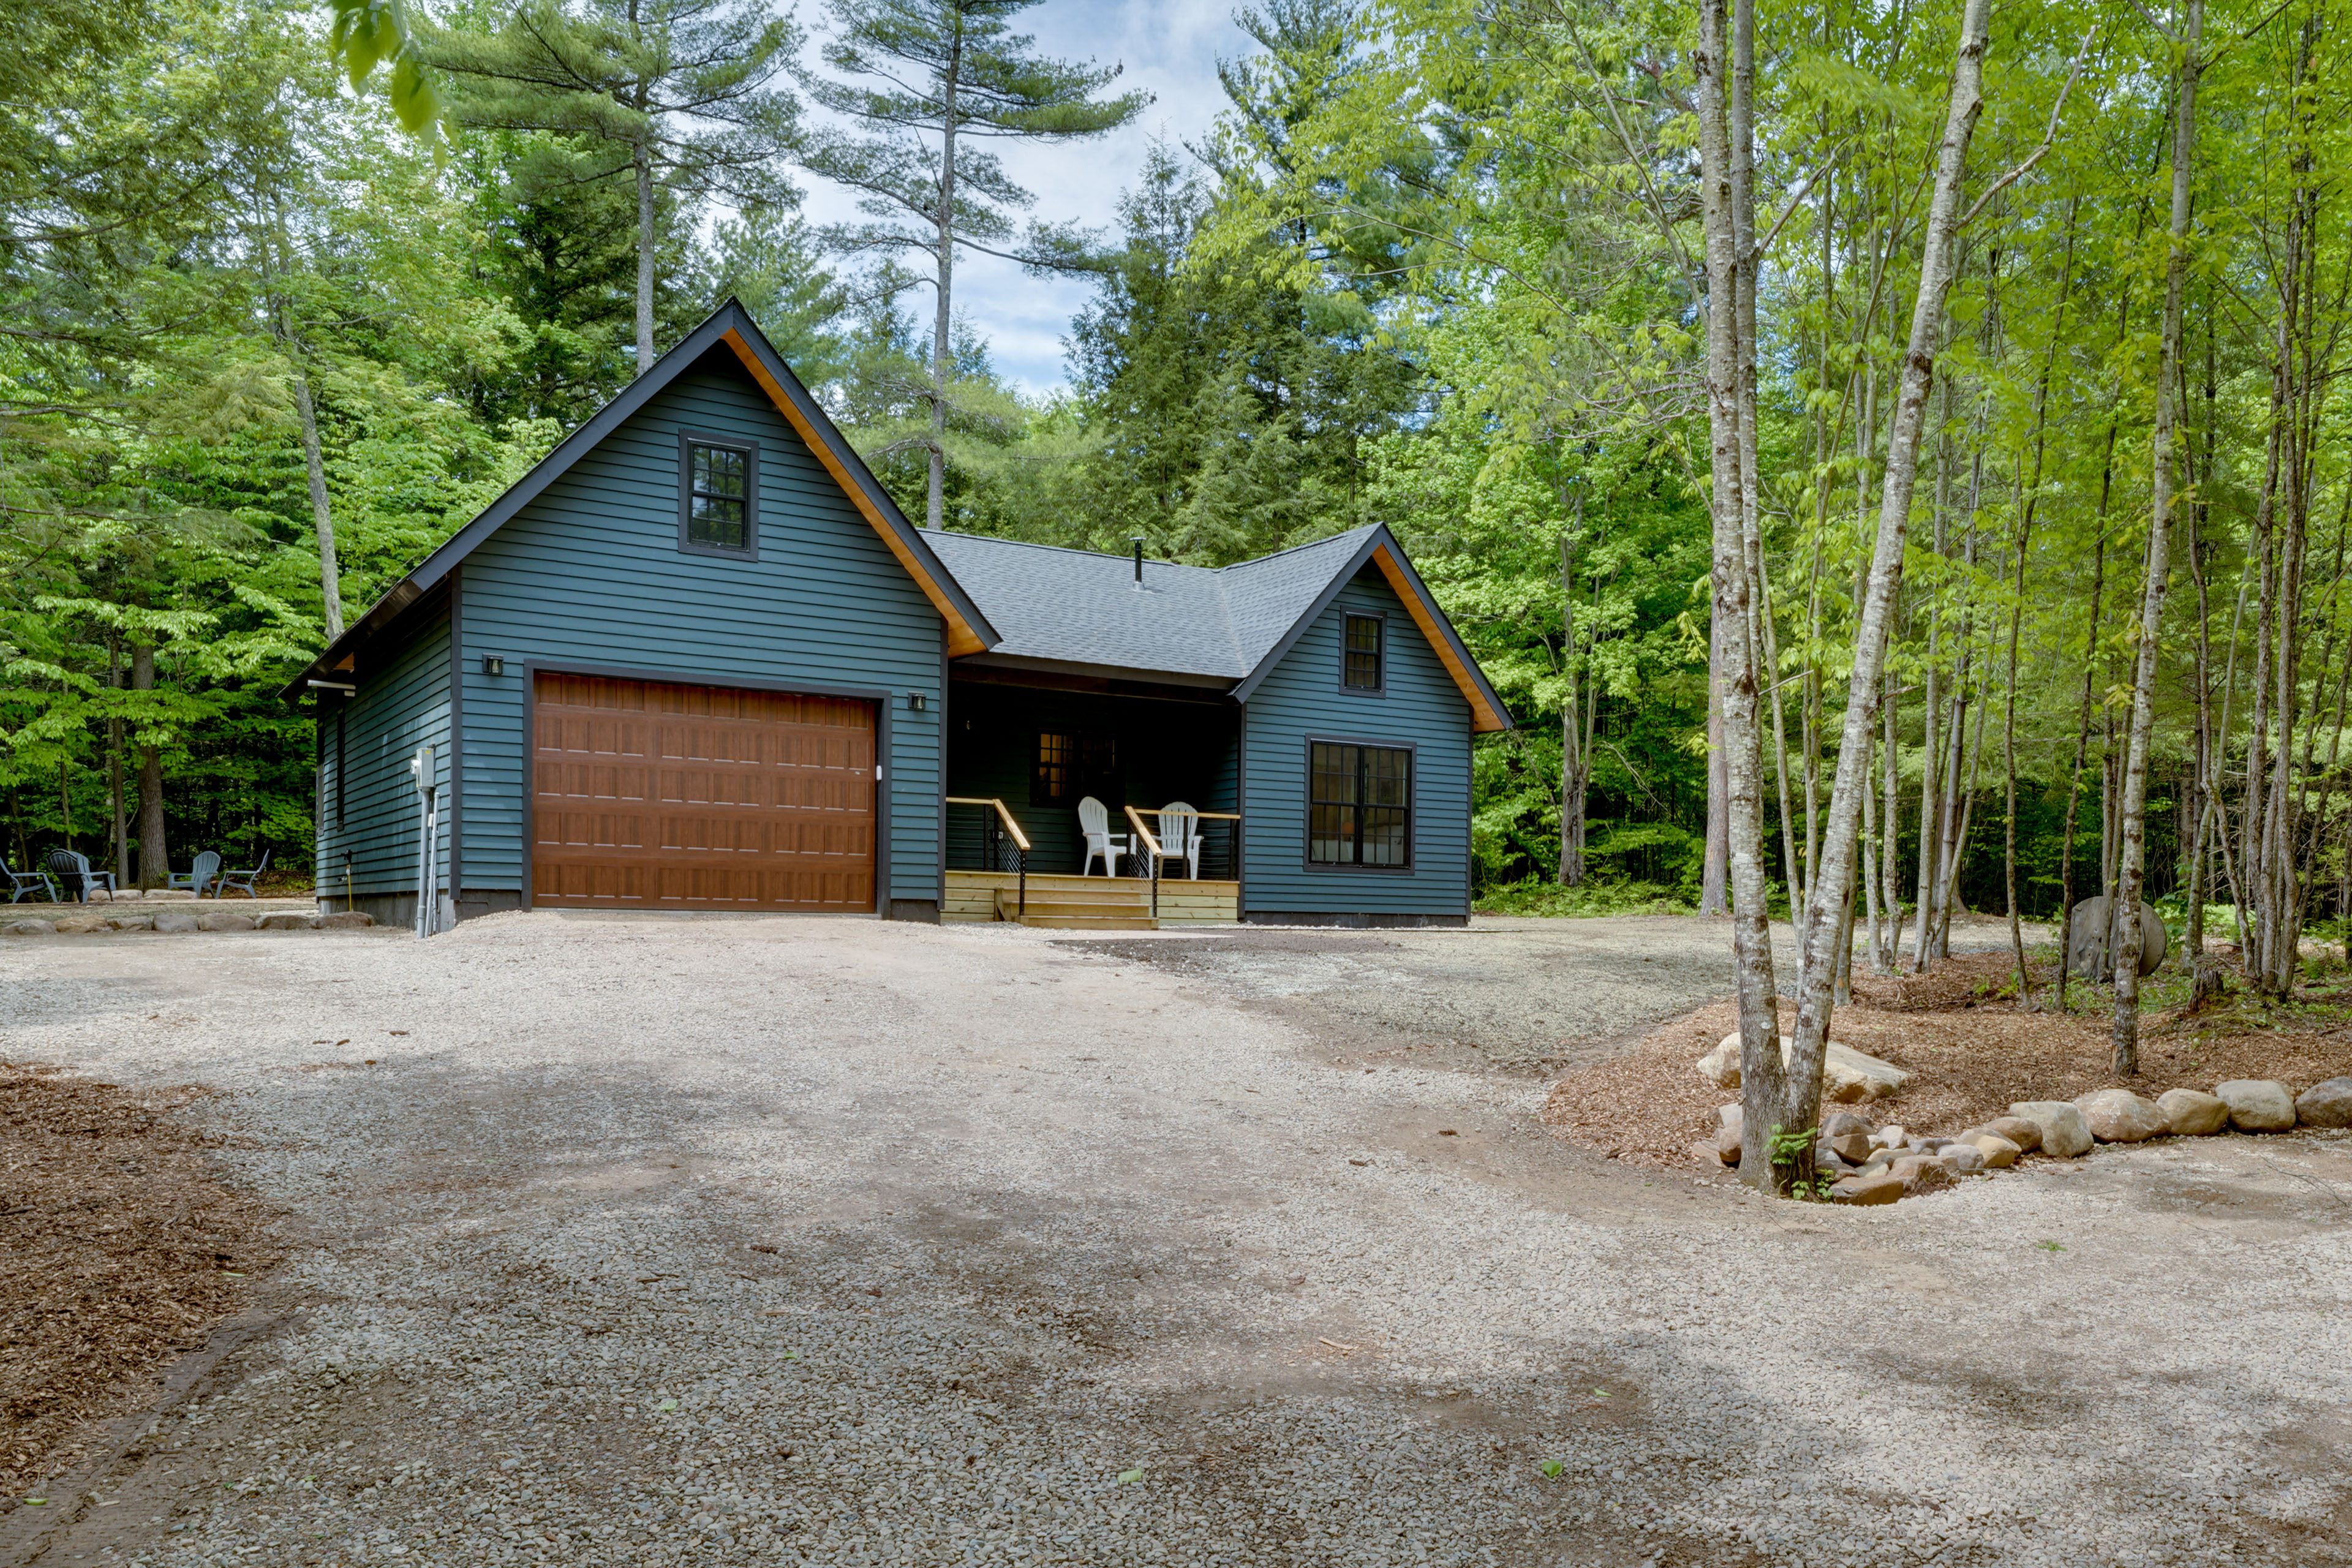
left=943, top=870, right=1239, bottom=929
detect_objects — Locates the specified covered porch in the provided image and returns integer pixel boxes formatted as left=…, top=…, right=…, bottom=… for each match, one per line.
left=943, top=667, right=1242, bottom=927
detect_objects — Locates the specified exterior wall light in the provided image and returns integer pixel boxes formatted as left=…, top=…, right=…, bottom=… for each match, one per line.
left=907, top=692, right=928, bottom=711
left=482, top=655, right=505, bottom=677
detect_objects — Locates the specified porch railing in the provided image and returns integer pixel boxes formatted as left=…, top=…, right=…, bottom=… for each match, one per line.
left=944, top=797, right=1028, bottom=918
left=1125, top=805, right=1240, bottom=920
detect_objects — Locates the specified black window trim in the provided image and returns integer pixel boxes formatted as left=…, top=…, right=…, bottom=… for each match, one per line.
left=1302, top=734, right=1416, bottom=873
left=677, top=429, right=759, bottom=560
left=1340, top=609, right=1387, bottom=696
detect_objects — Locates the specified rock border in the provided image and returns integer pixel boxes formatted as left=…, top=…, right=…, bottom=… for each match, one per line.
left=1, top=911, right=373, bottom=937
left=1694, top=1074, right=2352, bottom=1204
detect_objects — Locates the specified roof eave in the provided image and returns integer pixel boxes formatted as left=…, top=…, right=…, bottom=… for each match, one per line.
left=278, top=300, right=997, bottom=704
left=1229, top=526, right=1513, bottom=734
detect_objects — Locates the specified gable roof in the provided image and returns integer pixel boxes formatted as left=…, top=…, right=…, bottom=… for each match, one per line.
left=928, top=524, right=1511, bottom=733
left=281, top=301, right=997, bottom=698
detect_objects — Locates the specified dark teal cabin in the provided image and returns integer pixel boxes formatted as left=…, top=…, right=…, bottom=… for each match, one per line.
left=287, top=304, right=1509, bottom=930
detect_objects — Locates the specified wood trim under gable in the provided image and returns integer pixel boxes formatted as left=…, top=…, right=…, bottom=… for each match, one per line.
left=1367, top=545, right=1510, bottom=734
left=718, top=328, right=987, bottom=657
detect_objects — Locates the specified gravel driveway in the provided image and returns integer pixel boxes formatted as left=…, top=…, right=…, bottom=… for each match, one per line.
left=2, top=912, right=2345, bottom=1568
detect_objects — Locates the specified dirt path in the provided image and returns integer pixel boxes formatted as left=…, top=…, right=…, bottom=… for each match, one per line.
left=1, top=913, right=2345, bottom=1568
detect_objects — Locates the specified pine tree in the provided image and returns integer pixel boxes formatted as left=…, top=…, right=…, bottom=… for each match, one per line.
left=425, top=0, right=804, bottom=373
left=794, top=0, right=1147, bottom=530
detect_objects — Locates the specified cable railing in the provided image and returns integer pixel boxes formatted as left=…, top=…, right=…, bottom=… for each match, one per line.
left=944, top=797, right=1028, bottom=918
left=1125, top=805, right=1241, bottom=920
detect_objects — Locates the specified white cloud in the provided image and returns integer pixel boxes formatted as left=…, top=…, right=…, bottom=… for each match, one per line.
left=790, top=0, right=1254, bottom=396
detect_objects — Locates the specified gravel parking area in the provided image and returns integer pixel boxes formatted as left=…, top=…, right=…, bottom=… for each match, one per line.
left=1, top=912, right=2346, bottom=1568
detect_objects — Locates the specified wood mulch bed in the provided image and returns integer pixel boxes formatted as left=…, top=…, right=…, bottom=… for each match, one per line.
left=0, top=1064, right=277, bottom=1497
left=1543, top=950, right=2352, bottom=1169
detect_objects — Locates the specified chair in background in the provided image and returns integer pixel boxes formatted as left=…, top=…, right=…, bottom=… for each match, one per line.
left=1077, top=796, right=1130, bottom=877
left=44, top=848, right=117, bottom=903
left=1154, top=801, right=1203, bottom=880
left=4, top=856, right=56, bottom=903
left=170, top=850, right=222, bottom=900
left=215, top=848, right=272, bottom=899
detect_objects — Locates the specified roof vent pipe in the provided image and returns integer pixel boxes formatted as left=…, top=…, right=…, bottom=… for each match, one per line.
left=1132, top=537, right=1144, bottom=588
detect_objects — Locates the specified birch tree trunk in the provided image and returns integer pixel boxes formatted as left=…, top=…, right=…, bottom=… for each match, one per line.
left=1777, top=0, right=1997, bottom=1190
left=1696, top=0, right=1782, bottom=1182
left=2113, top=0, right=2202, bottom=1072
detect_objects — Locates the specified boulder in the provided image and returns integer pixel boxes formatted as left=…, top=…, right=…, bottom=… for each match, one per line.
left=1985, top=1115, right=2043, bottom=1153
left=1826, top=1131, right=1875, bottom=1166
left=2076, top=1089, right=2171, bottom=1144
left=2064, top=895, right=2169, bottom=981
left=1689, top=1140, right=1728, bottom=1172
left=318, top=910, right=374, bottom=929
left=1939, top=1143, right=1988, bottom=1175
left=2, top=918, right=56, bottom=936
left=1961, top=1131, right=2022, bottom=1169
left=152, top=911, right=200, bottom=933
left=197, top=912, right=254, bottom=932
left=2294, top=1077, right=2352, bottom=1129
left=1700, top=1034, right=1912, bottom=1101
left=2157, top=1088, right=2230, bottom=1136
left=1870, top=1125, right=1909, bottom=1152
left=2215, top=1079, right=2296, bottom=1133
left=1888, top=1155, right=1956, bottom=1194
left=255, top=911, right=316, bottom=932
left=2008, top=1101, right=2094, bottom=1159
left=53, top=914, right=107, bottom=933
left=1822, top=1110, right=1875, bottom=1139
left=105, top=914, right=154, bottom=931
left=1714, top=1104, right=1744, bottom=1164
left=1832, top=1170, right=1907, bottom=1205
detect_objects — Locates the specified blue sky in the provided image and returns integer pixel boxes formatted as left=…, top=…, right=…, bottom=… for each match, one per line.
left=791, top=0, right=1257, bottom=396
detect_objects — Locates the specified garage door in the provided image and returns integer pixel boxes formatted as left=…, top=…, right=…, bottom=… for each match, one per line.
left=531, top=672, right=876, bottom=910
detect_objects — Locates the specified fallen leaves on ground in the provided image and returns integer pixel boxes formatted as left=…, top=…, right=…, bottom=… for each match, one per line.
left=1542, top=951, right=2352, bottom=1169
left=0, top=1063, right=277, bottom=1499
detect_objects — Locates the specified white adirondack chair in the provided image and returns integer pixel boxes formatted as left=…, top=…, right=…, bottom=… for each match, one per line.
left=1077, top=796, right=1130, bottom=876
left=1154, top=801, right=1203, bottom=880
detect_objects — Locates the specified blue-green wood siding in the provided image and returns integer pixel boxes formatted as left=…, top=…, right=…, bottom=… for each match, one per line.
left=1240, top=573, right=1471, bottom=917
left=452, top=353, right=945, bottom=905
left=314, top=600, right=451, bottom=897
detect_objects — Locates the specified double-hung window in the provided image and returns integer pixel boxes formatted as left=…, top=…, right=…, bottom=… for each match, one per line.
left=679, top=434, right=757, bottom=557
left=1309, top=742, right=1412, bottom=867
left=1343, top=612, right=1384, bottom=690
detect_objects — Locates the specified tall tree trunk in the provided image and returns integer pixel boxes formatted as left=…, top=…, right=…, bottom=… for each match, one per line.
left=2005, top=504, right=2033, bottom=1008
left=108, top=635, right=128, bottom=886
left=1779, top=0, right=1996, bottom=1189
left=2114, top=0, right=2201, bottom=1072
left=1880, top=670, right=1904, bottom=971
left=926, top=18, right=965, bottom=530
left=1697, top=0, right=1781, bottom=1182
left=634, top=135, right=656, bottom=374
left=292, top=372, right=345, bottom=641
left=1559, top=484, right=1588, bottom=886
left=132, top=643, right=167, bottom=888
left=1703, top=652, right=1730, bottom=915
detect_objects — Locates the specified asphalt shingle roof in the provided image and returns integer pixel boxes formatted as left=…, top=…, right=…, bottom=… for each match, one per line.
left=925, top=527, right=1377, bottom=680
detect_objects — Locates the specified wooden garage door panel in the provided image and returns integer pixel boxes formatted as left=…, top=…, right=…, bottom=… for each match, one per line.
left=531, top=673, right=876, bottom=910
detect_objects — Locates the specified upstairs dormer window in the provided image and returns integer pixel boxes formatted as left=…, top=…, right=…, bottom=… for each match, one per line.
left=680, top=433, right=757, bottom=558
left=1343, top=612, right=1384, bottom=691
